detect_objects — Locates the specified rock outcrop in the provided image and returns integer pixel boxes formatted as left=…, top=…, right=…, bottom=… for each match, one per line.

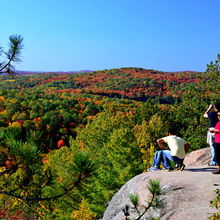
left=102, top=148, right=219, bottom=220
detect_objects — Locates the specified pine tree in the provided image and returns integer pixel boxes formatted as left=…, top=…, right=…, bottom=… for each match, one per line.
left=0, top=35, right=23, bottom=75
left=122, top=179, right=166, bottom=220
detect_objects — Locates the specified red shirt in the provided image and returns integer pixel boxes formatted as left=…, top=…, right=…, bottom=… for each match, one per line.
left=215, top=121, right=220, bottom=143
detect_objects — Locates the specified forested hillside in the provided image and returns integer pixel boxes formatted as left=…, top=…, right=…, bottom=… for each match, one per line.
left=0, top=57, right=219, bottom=219
left=0, top=68, right=202, bottom=102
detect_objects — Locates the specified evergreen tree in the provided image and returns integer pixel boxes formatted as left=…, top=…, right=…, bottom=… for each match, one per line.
left=122, top=179, right=166, bottom=220
left=205, top=54, right=220, bottom=97
left=0, top=35, right=23, bottom=75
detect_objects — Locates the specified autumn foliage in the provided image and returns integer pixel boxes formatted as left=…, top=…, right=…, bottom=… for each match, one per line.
left=0, top=60, right=219, bottom=219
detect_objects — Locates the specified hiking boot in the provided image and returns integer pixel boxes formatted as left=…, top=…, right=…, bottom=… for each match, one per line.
left=175, top=164, right=185, bottom=171
left=212, top=169, right=220, bottom=174
left=208, top=163, right=217, bottom=166
left=178, top=164, right=185, bottom=171
left=163, top=168, right=173, bottom=172
left=147, top=167, right=161, bottom=171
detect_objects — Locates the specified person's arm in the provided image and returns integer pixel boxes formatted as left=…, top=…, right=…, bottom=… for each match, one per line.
left=157, top=138, right=167, bottom=150
left=209, top=128, right=219, bottom=133
left=184, top=143, right=190, bottom=153
left=203, top=104, right=213, bottom=118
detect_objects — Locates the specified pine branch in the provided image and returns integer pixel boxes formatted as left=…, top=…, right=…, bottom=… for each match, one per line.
left=0, top=172, right=83, bottom=202
left=0, top=34, right=23, bottom=74
left=126, top=179, right=166, bottom=220
left=136, top=192, right=155, bottom=220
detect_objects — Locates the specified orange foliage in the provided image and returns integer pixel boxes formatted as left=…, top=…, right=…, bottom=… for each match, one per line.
left=5, top=160, right=16, bottom=169
left=33, top=117, right=42, bottom=124
left=57, top=139, right=65, bottom=148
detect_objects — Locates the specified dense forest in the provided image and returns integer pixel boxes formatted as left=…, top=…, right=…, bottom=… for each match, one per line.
left=0, top=54, right=219, bottom=219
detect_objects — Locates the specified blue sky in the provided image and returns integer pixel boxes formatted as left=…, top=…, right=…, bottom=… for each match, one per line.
left=1, top=0, right=220, bottom=72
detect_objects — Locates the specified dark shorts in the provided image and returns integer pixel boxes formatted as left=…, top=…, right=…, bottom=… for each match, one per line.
left=214, top=143, right=220, bottom=165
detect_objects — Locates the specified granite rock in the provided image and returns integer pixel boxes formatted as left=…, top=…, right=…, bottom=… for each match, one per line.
left=102, top=148, right=218, bottom=220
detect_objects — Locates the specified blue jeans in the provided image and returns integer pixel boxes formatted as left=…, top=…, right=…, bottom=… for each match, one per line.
left=162, top=150, right=184, bottom=169
left=151, top=151, right=164, bottom=168
left=151, top=150, right=183, bottom=169
left=211, top=144, right=217, bottom=165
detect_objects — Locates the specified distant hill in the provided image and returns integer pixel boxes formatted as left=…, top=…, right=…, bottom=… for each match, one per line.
left=0, top=67, right=204, bottom=102
left=14, top=70, right=93, bottom=75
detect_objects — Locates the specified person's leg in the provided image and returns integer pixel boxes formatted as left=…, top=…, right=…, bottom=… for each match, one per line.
left=162, top=150, right=184, bottom=170
left=212, top=143, right=220, bottom=174
left=211, top=144, right=217, bottom=165
left=172, top=157, right=184, bottom=167
left=151, top=151, right=163, bottom=168
left=208, top=130, right=217, bottom=165
left=161, top=150, right=173, bottom=169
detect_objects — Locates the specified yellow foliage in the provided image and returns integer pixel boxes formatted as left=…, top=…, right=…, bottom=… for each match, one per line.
left=71, top=199, right=96, bottom=220
left=142, top=143, right=156, bottom=172
left=140, top=148, right=147, bottom=154
left=12, top=113, right=19, bottom=121
left=9, top=121, right=22, bottom=128
left=10, top=198, right=23, bottom=209
left=0, top=109, right=9, bottom=117
left=134, top=120, right=156, bottom=171
left=0, top=167, right=6, bottom=173
left=147, top=144, right=156, bottom=167
left=134, top=120, right=150, bottom=146
left=148, top=114, right=163, bottom=130
left=158, top=104, right=170, bottom=111
left=10, top=98, right=18, bottom=104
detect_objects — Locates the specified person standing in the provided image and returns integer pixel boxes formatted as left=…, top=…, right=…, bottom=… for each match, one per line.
left=203, top=102, right=220, bottom=166
left=147, top=129, right=190, bottom=171
left=210, top=112, right=220, bottom=174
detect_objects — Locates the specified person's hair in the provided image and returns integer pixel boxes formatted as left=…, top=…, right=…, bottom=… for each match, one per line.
left=215, top=102, right=220, bottom=111
left=168, top=128, right=177, bottom=135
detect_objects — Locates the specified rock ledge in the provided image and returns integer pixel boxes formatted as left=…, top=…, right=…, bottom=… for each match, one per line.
left=102, top=148, right=219, bottom=220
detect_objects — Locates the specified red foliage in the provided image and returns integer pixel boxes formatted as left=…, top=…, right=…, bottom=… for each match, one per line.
left=16, top=120, right=24, bottom=126
left=57, top=139, right=65, bottom=148
left=5, top=160, right=16, bottom=169
left=30, top=68, right=203, bottom=99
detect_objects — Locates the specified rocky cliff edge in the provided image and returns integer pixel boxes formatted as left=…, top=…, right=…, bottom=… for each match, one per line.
left=102, top=148, right=219, bottom=220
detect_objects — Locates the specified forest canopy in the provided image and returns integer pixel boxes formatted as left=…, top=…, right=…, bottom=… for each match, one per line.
left=0, top=52, right=219, bottom=218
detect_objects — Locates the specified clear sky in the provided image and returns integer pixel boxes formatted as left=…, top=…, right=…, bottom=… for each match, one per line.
left=1, top=0, right=220, bottom=72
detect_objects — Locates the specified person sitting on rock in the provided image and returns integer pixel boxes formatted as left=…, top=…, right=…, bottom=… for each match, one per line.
left=147, top=129, right=190, bottom=172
